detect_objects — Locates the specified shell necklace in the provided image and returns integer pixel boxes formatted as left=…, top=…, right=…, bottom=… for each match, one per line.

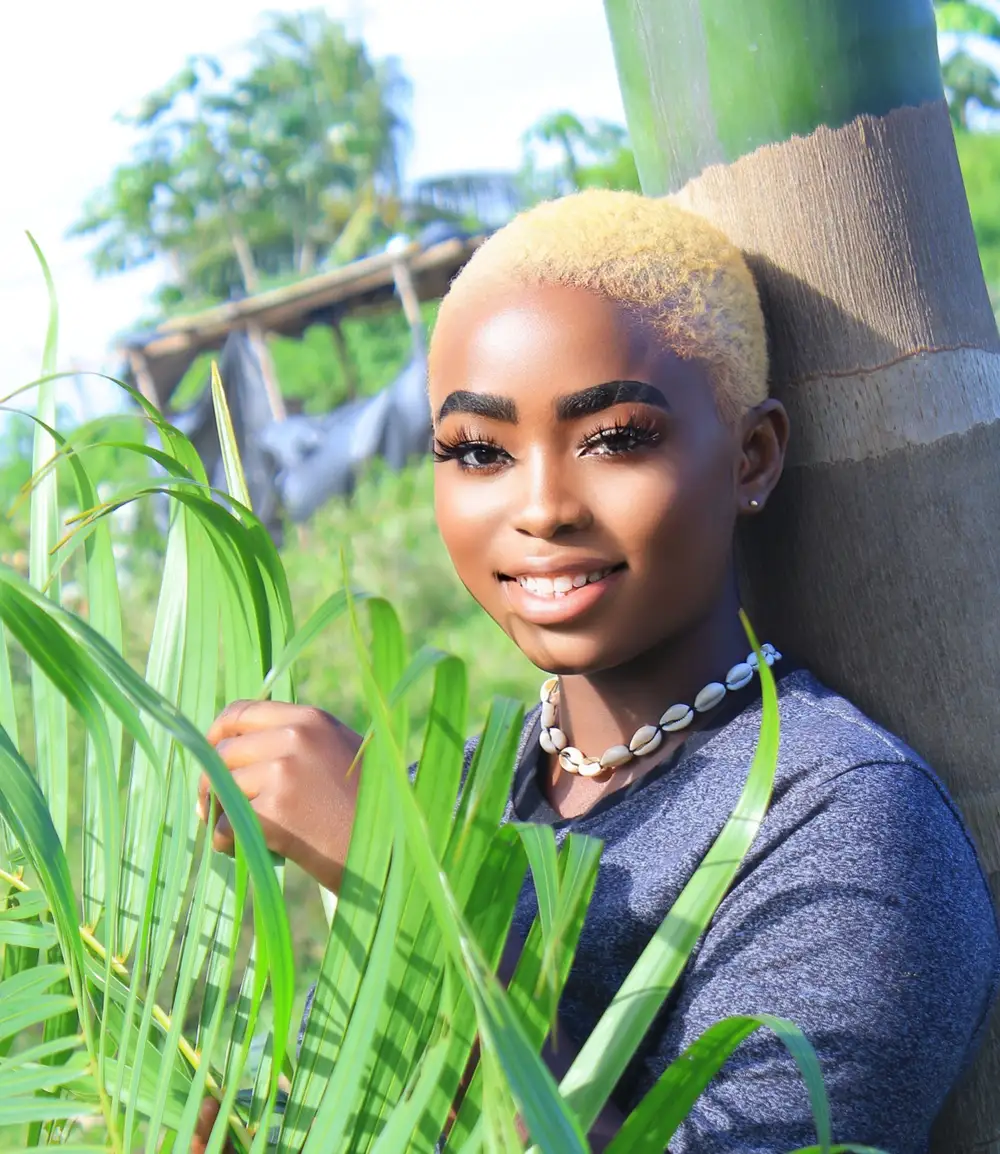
left=539, top=643, right=781, bottom=777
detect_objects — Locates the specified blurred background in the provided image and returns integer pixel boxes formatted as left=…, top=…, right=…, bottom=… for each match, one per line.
left=3, top=0, right=1000, bottom=983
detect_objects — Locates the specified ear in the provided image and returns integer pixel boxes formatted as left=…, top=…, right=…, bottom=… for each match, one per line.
left=736, top=399, right=789, bottom=515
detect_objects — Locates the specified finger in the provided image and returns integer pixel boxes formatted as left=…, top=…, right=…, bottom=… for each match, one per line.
left=191, top=1096, right=222, bottom=1154
left=197, top=728, right=276, bottom=822
left=207, top=699, right=313, bottom=746
left=214, top=728, right=295, bottom=771
left=198, top=753, right=275, bottom=826
left=208, top=764, right=278, bottom=855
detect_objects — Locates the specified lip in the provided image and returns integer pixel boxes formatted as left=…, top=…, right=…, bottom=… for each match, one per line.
left=499, top=557, right=624, bottom=580
left=499, top=563, right=626, bottom=626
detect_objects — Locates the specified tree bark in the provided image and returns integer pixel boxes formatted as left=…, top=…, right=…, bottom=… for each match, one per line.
left=604, top=2, right=1000, bottom=1151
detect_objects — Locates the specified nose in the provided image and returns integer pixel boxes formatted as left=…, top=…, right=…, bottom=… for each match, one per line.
left=512, top=448, right=593, bottom=540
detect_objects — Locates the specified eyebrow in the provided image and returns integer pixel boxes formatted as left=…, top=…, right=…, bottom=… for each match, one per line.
left=435, top=380, right=669, bottom=425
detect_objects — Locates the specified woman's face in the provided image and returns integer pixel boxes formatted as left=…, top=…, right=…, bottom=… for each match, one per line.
left=429, top=280, right=776, bottom=676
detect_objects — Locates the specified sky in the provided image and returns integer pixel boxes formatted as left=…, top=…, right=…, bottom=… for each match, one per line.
left=0, top=0, right=626, bottom=418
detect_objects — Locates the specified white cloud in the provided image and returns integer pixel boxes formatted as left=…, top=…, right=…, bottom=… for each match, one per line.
left=0, top=1, right=624, bottom=417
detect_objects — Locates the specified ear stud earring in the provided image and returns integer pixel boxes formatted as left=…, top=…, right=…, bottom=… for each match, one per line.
left=748, top=498, right=761, bottom=510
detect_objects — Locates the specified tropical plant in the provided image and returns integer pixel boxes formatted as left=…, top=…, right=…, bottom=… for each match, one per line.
left=519, top=112, right=641, bottom=200
left=69, top=12, right=410, bottom=307
left=602, top=0, right=1000, bottom=1150
left=0, top=251, right=884, bottom=1154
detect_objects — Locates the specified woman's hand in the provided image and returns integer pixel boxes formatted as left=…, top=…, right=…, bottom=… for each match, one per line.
left=196, top=699, right=363, bottom=893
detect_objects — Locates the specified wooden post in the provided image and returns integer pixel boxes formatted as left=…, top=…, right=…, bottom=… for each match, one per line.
left=127, top=350, right=161, bottom=411
left=387, top=241, right=424, bottom=335
left=330, top=317, right=360, bottom=401
left=247, top=323, right=287, bottom=423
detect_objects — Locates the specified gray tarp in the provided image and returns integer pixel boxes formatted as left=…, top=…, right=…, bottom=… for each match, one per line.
left=158, top=326, right=431, bottom=541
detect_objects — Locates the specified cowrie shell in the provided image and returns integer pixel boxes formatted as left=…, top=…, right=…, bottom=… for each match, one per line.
left=660, top=703, right=694, bottom=731
left=558, top=747, right=585, bottom=774
left=694, top=682, right=727, bottom=712
left=629, top=724, right=660, bottom=754
left=600, top=744, right=632, bottom=769
left=632, top=730, right=663, bottom=758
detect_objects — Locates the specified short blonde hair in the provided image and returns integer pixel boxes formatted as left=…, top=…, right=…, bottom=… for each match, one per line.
left=437, top=189, right=768, bottom=422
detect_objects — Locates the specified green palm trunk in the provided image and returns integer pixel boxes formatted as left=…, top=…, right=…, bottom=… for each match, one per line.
left=604, top=2, right=1000, bottom=1151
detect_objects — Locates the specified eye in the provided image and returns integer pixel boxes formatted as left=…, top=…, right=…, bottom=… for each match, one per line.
left=432, top=433, right=511, bottom=472
left=581, top=416, right=661, bottom=457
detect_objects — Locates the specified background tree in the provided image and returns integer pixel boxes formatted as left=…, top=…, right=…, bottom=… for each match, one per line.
left=935, top=0, right=1000, bottom=126
left=604, top=0, right=1000, bottom=1150
left=519, top=110, right=641, bottom=199
left=70, top=10, right=410, bottom=309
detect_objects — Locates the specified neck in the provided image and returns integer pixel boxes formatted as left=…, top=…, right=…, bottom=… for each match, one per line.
left=553, top=589, right=750, bottom=759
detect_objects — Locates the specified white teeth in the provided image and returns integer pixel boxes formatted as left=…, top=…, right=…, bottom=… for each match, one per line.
left=517, top=567, right=614, bottom=598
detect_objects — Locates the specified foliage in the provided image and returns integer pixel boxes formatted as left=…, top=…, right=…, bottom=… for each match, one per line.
left=935, top=1, right=1000, bottom=128
left=519, top=112, right=641, bottom=201
left=954, top=128, right=1000, bottom=308
left=0, top=261, right=881, bottom=1152
left=70, top=11, right=410, bottom=307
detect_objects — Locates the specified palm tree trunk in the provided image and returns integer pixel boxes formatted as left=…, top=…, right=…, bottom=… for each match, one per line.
left=603, top=2, right=1000, bottom=1151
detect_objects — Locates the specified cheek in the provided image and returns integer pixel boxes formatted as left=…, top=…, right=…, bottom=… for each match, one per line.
left=614, top=450, right=736, bottom=572
left=433, top=476, right=497, bottom=590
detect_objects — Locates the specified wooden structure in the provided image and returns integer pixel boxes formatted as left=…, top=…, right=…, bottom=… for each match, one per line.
left=119, top=235, right=484, bottom=412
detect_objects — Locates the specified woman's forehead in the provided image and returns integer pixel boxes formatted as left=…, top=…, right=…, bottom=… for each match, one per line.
left=429, top=282, right=641, bottom=399
left=428, top=279, right=721, bottom=422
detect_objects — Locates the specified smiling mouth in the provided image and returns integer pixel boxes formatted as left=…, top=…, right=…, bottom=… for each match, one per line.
left=499, top=563, right=627, bottom=600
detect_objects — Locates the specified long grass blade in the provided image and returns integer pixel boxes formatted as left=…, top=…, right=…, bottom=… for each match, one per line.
left=211, top=361, right=251, bottom=509
left=558, top=615, right=780, bottom=1132
left=25, top=236, right=68, bottom=848
left=604, top=1014, right=830, bottom=1153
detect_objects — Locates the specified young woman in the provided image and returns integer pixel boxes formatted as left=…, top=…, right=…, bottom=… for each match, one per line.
left=196, top=190, right=999, bottom=1153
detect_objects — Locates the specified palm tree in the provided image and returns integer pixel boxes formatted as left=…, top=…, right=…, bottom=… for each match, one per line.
left=603, top=2, right=1000, bottom=1151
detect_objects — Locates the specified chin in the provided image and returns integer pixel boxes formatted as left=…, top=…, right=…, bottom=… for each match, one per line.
left=515, top=631, right=632, bottom=679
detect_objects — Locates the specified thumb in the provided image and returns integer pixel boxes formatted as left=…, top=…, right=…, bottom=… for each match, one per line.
left=191, top=1096, right=231, bottom=1154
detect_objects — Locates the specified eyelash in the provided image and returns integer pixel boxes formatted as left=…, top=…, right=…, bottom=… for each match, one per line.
left=432, top=414, right=662, bottom=472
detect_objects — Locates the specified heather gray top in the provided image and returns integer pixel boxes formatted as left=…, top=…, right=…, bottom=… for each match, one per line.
left=488, top=666, right=1000, bottom=1154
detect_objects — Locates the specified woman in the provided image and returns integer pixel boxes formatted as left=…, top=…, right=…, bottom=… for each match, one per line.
left=196, top=190, right=999, bottom=1152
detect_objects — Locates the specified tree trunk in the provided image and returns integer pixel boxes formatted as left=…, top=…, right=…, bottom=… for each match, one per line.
left=230, top=228, right=261, bottom=294
left=603, top=2, right=1000, bottom=1150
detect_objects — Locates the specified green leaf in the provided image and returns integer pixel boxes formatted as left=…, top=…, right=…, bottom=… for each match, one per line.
left=299, top=845, right=407, bottom=1153
left=342, top=588, right=589, bottom=1153
left=936, top=1, right=1000, bottom=39
left=211, top=360, right=252, bottom=508
left=25, top=237, right=69, bottom=850
left=605, top=1013, right=833, bottom=1153
left=559, top=616, right=780, bottom=1132
left=0, top=1098, right=98, bottom=1126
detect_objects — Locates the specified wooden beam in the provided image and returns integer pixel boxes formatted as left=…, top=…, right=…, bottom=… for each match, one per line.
left=127, top=350, right=161, bottom=411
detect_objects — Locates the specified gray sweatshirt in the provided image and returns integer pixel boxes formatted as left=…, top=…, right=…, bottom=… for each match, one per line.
left=494, top=666, right=1000, bottom=1153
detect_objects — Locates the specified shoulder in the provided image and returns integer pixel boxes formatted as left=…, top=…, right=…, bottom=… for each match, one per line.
left=728, top=668, right=1000, bottom=991
left=761, top=670, right=975, bottom=839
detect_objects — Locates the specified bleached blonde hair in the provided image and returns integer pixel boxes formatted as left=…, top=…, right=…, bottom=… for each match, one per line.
left=435, top=188, right=769, bottom=422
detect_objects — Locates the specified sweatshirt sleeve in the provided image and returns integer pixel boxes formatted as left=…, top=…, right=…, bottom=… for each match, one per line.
left=640, top=762, right=999, bottom=1154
